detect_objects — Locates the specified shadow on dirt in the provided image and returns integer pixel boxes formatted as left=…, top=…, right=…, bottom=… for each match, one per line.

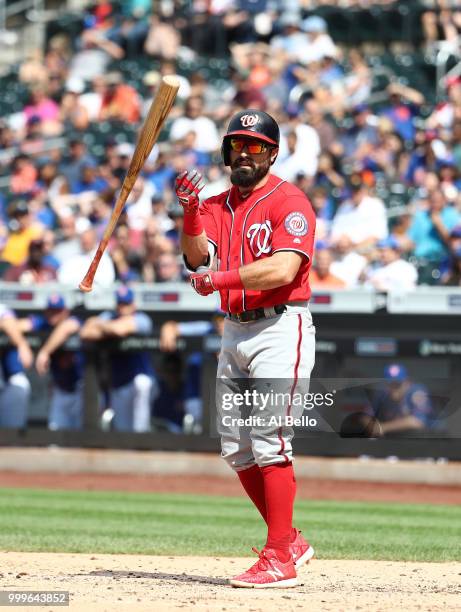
left=76, top=569, right=228, bottom=586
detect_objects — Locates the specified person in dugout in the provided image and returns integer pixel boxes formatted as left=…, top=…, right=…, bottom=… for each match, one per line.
left=80, top=285, right=154, bottom=432
left=0, top=304, right=33, bottom=428
left=18, top=294, right=84, bottom=430
left=368, top=363, right=437, bottom=436
left=157, top=310, right=225, bottom=431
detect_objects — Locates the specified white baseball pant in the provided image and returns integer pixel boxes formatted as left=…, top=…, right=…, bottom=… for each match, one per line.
left=217, top=303, right=316, bottom=471
left=48, top=386, right=83, bottom=431
left=0, top=373, right=30, bottom=429
left=111, top=373, right=153, bottom=432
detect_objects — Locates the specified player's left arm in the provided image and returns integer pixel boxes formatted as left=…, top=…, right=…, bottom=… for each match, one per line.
left=239, top=251, right=303, bottom=289
left=243, top=196, right=315, bottom=289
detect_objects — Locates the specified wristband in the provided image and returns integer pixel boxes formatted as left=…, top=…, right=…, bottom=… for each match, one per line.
left=183, top=210, right=204, bottom=236
left=211, top=269, right=244, bottom=290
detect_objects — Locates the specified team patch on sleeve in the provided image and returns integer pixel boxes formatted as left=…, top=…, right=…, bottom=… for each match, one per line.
left=284, top=211, right=308, bottom=236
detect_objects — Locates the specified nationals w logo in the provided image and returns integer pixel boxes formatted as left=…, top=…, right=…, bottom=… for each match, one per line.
left=240, top=114, right=259, bottom=127
left=247, top=221, right=272, bottom=257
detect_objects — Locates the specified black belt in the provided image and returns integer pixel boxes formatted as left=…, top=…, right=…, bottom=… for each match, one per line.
left=229, top=304, right=287, bottom=323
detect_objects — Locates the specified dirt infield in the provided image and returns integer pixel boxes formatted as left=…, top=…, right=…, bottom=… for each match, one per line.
left=1, top=472, right=460, bottom=610
left=0, top=470, right=460, bottom=505
left=0, top=552, right=459, bottom=612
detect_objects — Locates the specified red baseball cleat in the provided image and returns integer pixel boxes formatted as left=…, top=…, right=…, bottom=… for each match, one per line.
left=290, top=529, right=315, bottom=569
left=230, top=547, right=297, bottom=588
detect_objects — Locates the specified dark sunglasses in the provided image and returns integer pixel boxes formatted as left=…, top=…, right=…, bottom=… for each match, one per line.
left=229, top=138, right=268, bottom=154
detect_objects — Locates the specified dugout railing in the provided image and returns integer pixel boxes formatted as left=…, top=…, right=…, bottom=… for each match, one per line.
left=0, top=282, right=460, bottom=459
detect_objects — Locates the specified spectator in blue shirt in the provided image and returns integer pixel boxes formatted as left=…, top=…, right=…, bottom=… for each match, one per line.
left=404, top=132, right=445, bottom=185
left=145, top=151, right=176, bottom=194
left=407, top=190, right=461, bottom=263
left=319, top=55, right=344, bottom=88
left=71, top=161, right=108, bottom=195
left=379, top=82, right=423, bottom=143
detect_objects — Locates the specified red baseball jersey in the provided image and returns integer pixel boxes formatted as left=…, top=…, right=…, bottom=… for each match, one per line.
left=199, top=174, right=316, bottom=314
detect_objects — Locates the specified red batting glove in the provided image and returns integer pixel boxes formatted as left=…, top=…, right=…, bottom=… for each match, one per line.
left=190, top=270, right=216, bottom=296
left=175, top=169, right=204, bottom=214
left=175, top=170, right=205, bottom=236
left=190, top=269, right=244, bottom=296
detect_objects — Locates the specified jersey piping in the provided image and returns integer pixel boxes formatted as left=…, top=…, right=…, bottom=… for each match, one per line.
left=225, top=192, right=235, bottom=313
left=239, top=179, right=286, bottom=311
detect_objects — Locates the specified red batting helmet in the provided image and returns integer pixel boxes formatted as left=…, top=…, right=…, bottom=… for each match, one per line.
left=221, top=109, right=280, bottom=166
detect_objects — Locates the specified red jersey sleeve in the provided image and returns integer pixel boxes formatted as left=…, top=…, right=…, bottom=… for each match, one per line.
left=270, top=194, right=316, bottom=261
left=199, top=197, right=218, bottom=251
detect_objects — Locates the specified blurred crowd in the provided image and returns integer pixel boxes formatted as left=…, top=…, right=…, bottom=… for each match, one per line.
left=0, top=0, right=461, bottom=292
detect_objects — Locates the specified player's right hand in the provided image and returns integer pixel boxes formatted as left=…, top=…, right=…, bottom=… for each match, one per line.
left=175, top=170, right=204, bottom=214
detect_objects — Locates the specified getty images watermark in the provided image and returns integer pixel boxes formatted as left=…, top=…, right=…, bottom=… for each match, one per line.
left=219, top=388, right=336, bottom=429
left=210, top=376, right=455, bottom=439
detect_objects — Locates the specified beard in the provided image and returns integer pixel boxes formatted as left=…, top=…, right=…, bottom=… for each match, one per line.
left=230, top=157, right=271, bottom=187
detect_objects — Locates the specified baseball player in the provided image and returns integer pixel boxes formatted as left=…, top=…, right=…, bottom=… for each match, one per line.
left=18, top=294, right=84, bottom=430
left=80, top=286, right=154, bottom=432
left=0, top=305, right=33, bottom=428
left=369, top=364, right=436, bottom=435
left=176, top=109, right=317, bottom=588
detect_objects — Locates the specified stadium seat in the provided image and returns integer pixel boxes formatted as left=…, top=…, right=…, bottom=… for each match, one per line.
left=354, top=8, right=385, bottom=46
left=312, top=7, right=354, bottom=45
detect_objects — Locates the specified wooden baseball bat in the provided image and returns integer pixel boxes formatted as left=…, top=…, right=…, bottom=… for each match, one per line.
left=78, top=75, right=180, bottom=292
